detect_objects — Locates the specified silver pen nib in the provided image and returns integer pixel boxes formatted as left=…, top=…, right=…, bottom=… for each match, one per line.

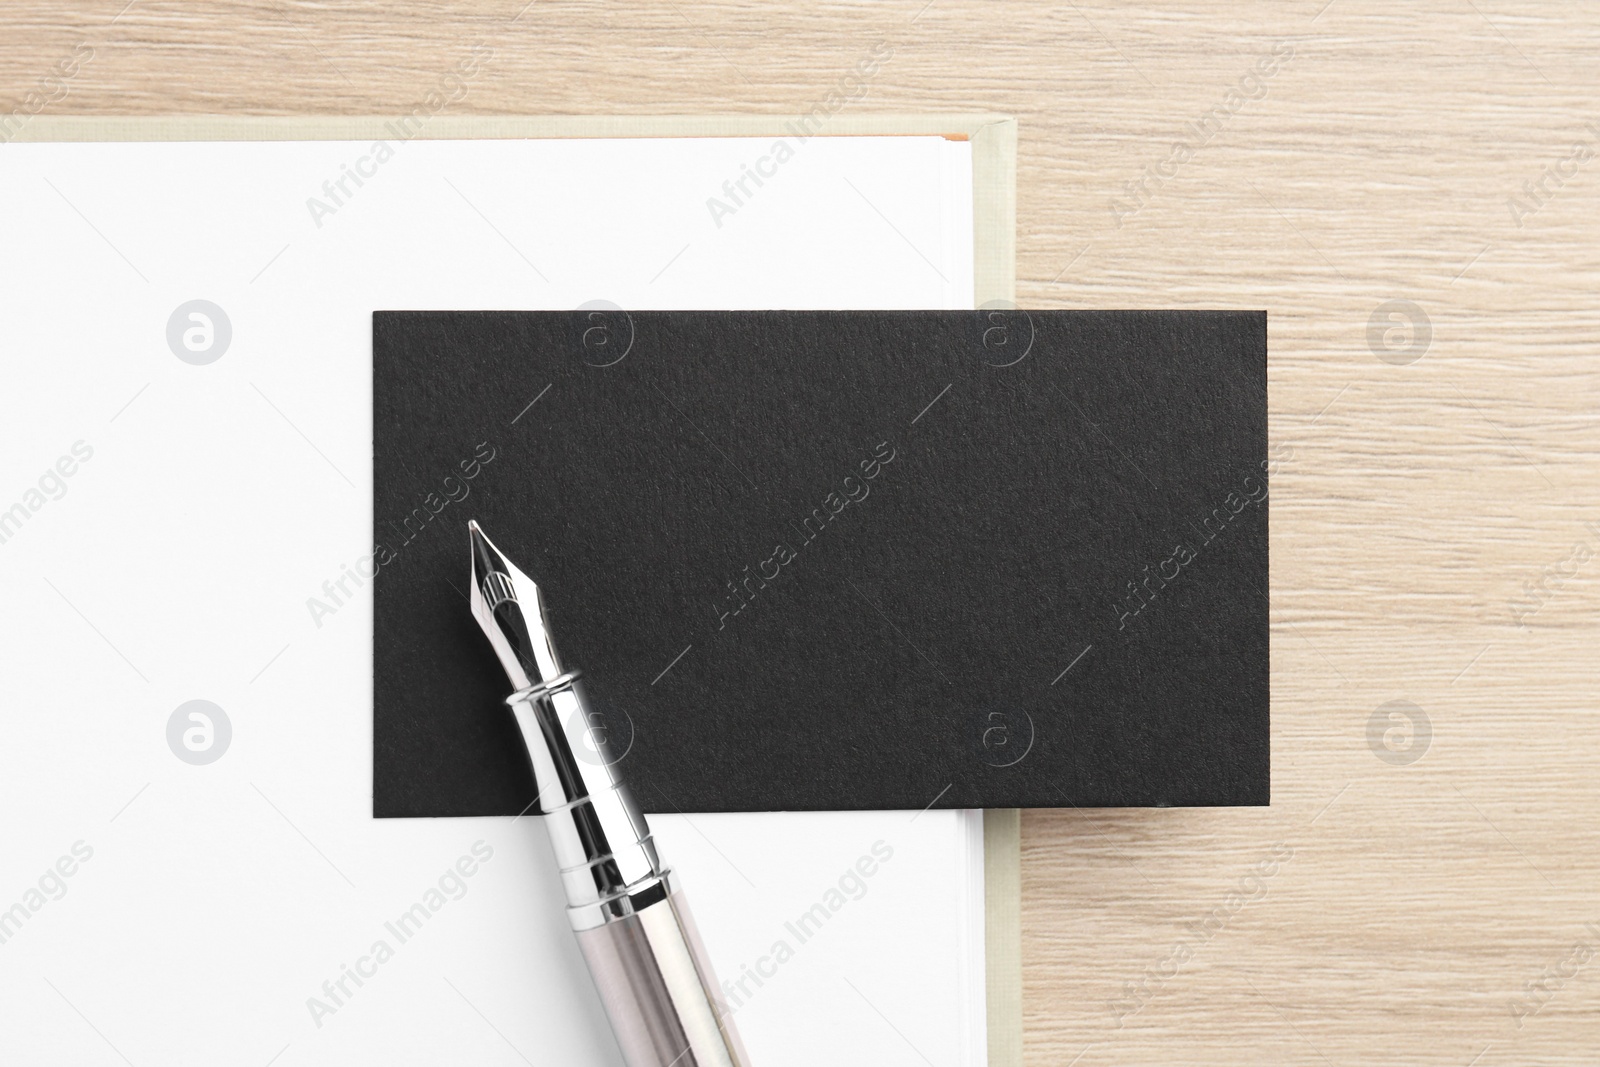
left=468, top=519, right=566, bottom=692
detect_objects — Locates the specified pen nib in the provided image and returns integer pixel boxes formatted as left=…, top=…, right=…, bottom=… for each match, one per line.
left=468, top=520, right=565, bottom=692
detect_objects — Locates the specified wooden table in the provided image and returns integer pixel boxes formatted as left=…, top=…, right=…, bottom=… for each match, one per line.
left=7, top=3, right=1596, bottom=1063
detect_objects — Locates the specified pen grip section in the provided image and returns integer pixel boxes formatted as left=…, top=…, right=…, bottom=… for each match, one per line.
left=507, top=681, right=666, bottom=928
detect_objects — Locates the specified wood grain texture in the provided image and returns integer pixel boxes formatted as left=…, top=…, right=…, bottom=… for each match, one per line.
left=6, top=2, right=1598, bottom=1063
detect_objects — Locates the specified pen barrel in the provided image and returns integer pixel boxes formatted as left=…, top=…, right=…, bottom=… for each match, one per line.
left=506, top=678, right=751, bottom=1067
left=577, top=890, right=751, bottom=1067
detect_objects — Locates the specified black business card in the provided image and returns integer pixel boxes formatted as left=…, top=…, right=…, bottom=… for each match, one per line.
left=372, top=310, right=1268, bottom=815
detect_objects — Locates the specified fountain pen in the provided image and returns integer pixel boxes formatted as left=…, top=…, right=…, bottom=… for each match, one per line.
left=467, top=520, right=751, bottom=1067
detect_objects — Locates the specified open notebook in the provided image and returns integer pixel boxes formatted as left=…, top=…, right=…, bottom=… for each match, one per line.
left=0, top=123, right=1010, bottom=1066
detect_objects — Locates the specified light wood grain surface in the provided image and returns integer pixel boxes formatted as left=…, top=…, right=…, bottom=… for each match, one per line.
left=6, top=2, right=1598, bottom=1064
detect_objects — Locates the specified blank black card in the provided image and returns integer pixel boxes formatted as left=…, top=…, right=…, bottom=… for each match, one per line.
left=372, top=310, right=1268, bottom=816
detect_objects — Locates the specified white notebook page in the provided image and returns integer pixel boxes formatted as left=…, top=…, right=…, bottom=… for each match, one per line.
left=0, top=133, right=983, bottom=1066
